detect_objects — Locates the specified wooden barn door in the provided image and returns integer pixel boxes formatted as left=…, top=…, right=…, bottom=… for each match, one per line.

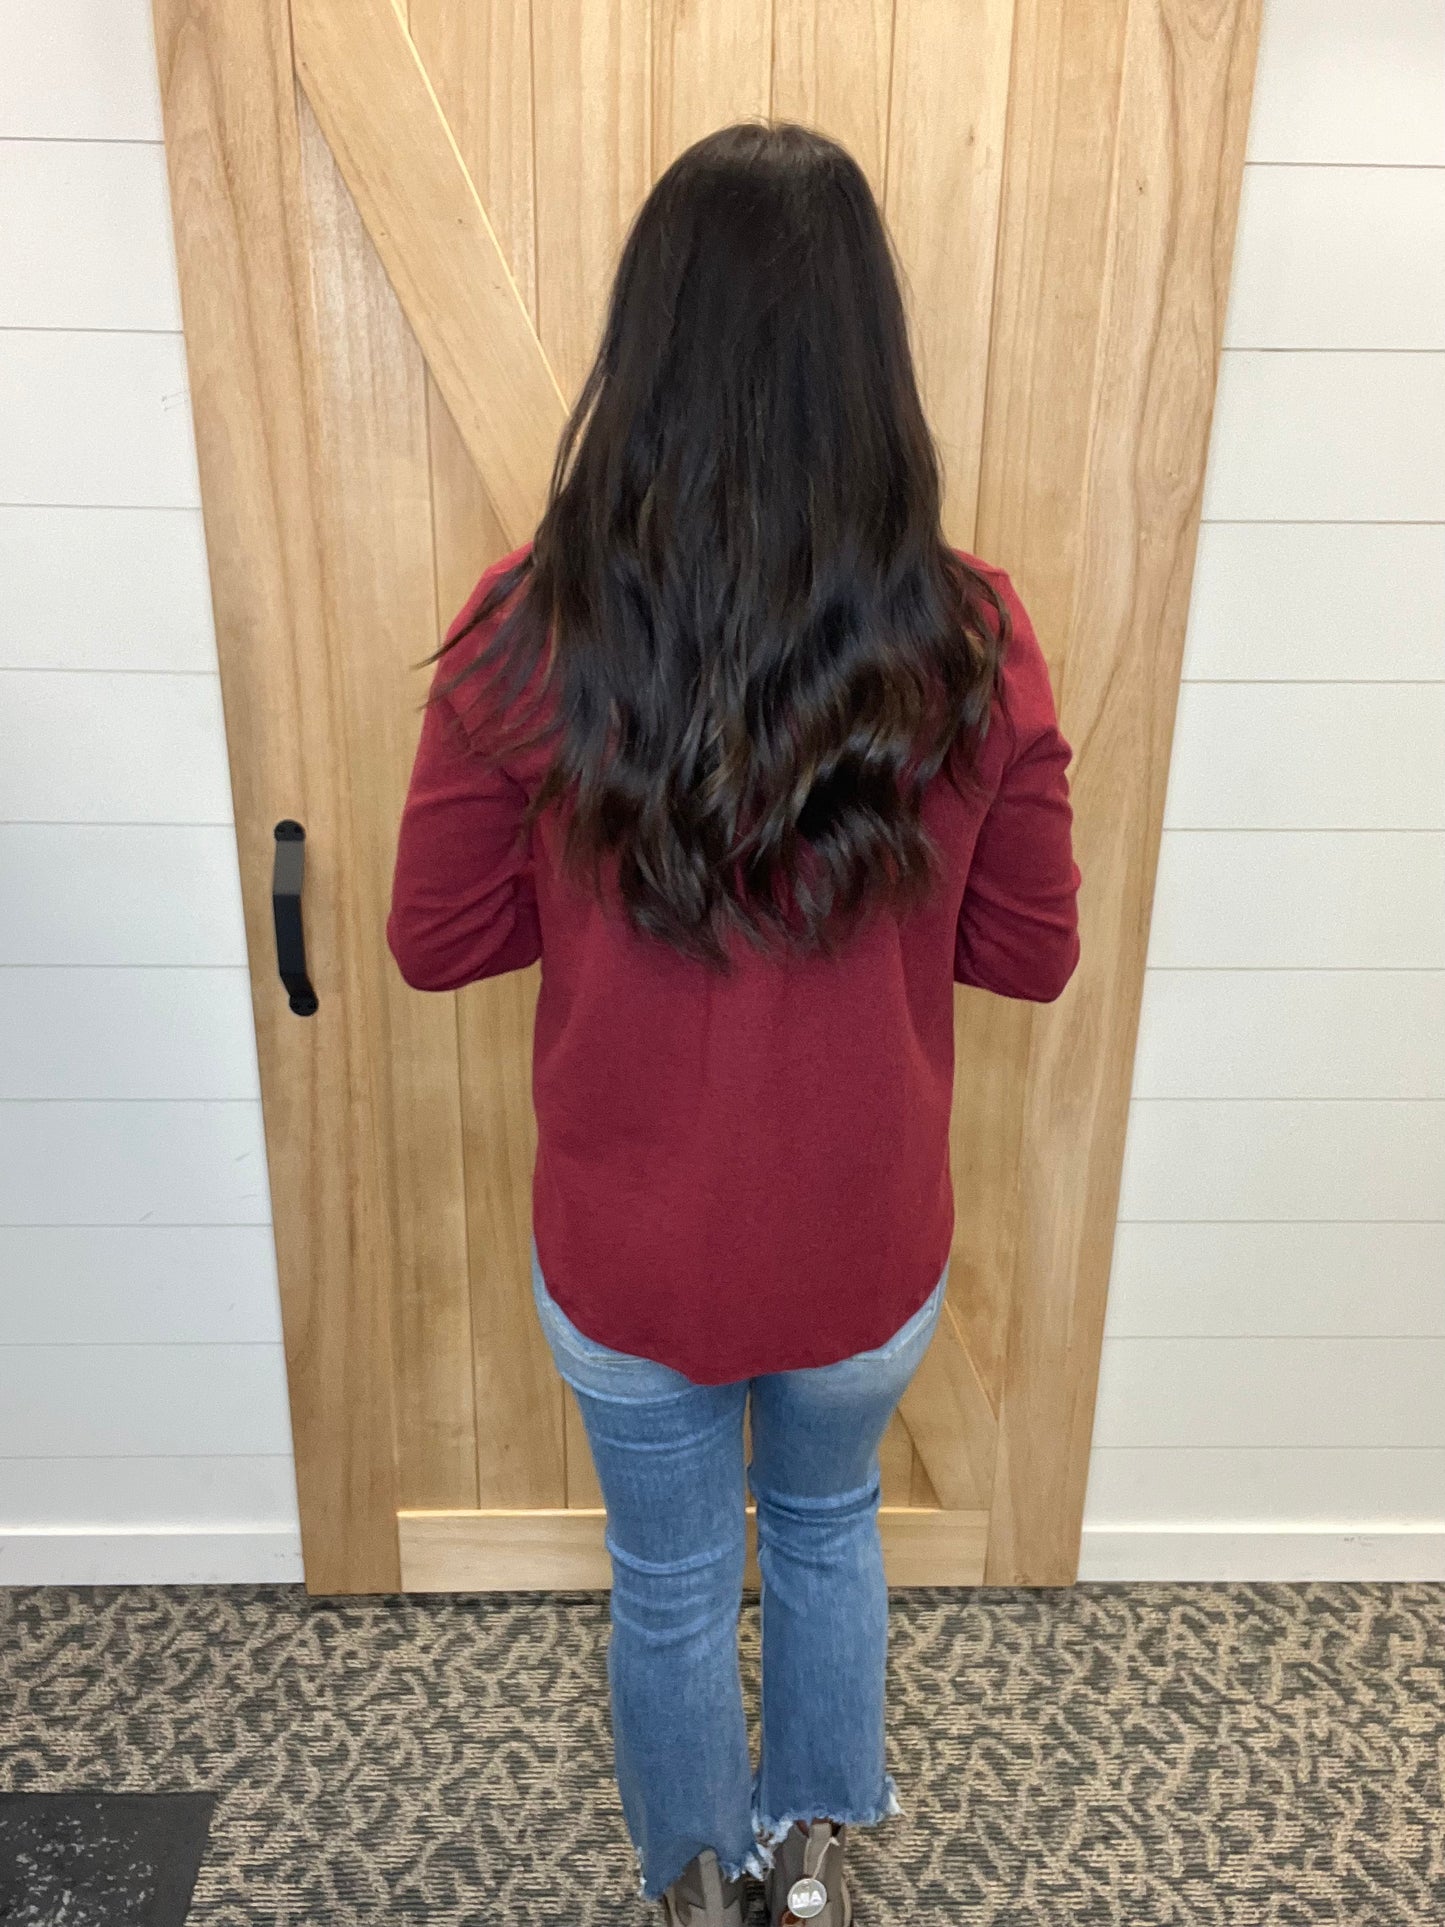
left=152, top=0, right=1260, bottom=1594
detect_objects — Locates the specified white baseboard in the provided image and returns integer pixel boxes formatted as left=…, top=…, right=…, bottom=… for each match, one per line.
left=4, top=1523, right=1442, bottom=1589
left=1080, top=1526, right=1445, bottom=1583
left=0, top=1527, right=303, bottom=1587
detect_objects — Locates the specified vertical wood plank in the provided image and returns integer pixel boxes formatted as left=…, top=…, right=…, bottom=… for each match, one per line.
left=565, top=1386, right=605, bottom=1508
left=877, top=1409, right=915, bottom=1505
left=533, top=0, right=653, bottom=404
left=652, top=0, right=773, bottom=175
left=908, top=1442, right=941, bottom=1510
left=985, top=0, right=1262, bottom=1582
left=530, top=4, right=654, bottom=1505
left=293, top=100, right=478, bottom=1515
left=977, top=0, right=1133, bottom=667
left=150, top=0, right=400, bottom=1590
left=896, top=1298, right=993, bottom=1512
left=884, top=0, right=1015, bottom=547
left=769, top=0, right=893, bottom=193
left=408, top=0, right=530, bottom=622
left=881, top=0, right=1018, bottom=1442
left=291, top=0, right=564, bottom=543
left=410, top=0, right=569, bottom=1510
left=950, top=0, right=1133, bottom=1427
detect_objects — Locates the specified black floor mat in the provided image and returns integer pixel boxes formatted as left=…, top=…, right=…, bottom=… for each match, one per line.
left=0, top=1793, right=216, bottom=1927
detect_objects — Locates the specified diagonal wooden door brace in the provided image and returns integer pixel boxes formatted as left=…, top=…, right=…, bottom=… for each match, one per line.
left=292, top=0, right=567, bottom=541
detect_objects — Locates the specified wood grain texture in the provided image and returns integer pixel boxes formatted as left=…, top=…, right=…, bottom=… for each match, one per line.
left=533, top=0, right=653, bottom=403
left=150, top=0, right=400, bottom=1590
left=409, top=0, right=569, bottom=1511
left=652, top=0, right=773, bottom=174
left=976, top=0, right=1132, bottom=671
left=951, top=0, right=1133, bottom=1420
left=897, top=1295, right=995, bottom=1512
left=528, top=0, right=654, bottom=1507
left=408, top=0, right=531, bottom=618
left=565, top=1386, right=606, bottom=1507
left=399, top=1504, right=989, bottom=1590
left=909, top=1437, right=941, bottom=1509
left=457, top=969, right=568, bottom=1506
left=293, top=99, right=479, bottom=1514
left=770, top=0, right=893, bottom=192
left=877, top=1408, right=915, bottom=1505
left=883, top=0, right=1015, bottom=546
left=984, top=0, right=1262, bottom=1583
left=292, top=0, right=566, bottom=543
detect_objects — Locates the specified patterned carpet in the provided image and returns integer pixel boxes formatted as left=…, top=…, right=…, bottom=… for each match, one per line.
left=2, top=1581, right=1442, bottom=1924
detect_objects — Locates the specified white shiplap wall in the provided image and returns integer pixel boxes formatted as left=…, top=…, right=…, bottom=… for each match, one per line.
left=1078, top=0, right=1445, bottom=1581
left=0, top=0, right=300, bottom=1583
left=1, top=0, right=1442, bottom=1586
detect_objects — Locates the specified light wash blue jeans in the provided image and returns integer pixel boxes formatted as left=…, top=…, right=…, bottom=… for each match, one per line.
left=531, top=1248, right=949, bottom=1901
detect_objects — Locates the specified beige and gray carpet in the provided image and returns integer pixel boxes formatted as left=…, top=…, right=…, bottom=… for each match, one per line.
left=2, top=1581, right=1442, bottom=1924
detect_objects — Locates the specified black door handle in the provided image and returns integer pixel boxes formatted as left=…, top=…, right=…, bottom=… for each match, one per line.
left=272, top=820, right=319, bottom=1016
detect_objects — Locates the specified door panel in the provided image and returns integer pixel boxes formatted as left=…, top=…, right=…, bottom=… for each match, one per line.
left=979, top=0, right=1262, bottom=1581
left=883, top=0, right=1015, bottom=545
left=153, top=0, right=1261, bottom=1592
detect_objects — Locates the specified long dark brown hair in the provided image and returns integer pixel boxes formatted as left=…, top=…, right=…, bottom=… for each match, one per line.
left=434, top=120, right=1008, bottom=965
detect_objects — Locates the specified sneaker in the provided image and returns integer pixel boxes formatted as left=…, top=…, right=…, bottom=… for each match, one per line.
left=659, top=1848, right=746, bottom=1926
left=764, top=1821, right=851, bottom=1925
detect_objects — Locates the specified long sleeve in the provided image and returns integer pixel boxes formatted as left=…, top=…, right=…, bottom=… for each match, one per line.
left=386, top=674, right=541, bottom=991
left=954, top=579, right=1081, bottom=1002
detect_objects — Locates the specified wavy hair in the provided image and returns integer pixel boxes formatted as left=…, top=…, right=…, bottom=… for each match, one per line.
left=433, top=120, right=1008, bottom=965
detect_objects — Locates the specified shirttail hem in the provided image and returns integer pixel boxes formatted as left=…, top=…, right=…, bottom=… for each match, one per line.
left=749, top=1773, right=904, bottom=1871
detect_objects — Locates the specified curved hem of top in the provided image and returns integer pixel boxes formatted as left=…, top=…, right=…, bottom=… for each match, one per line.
left=544, top=1274, right=953, bottom=1386
left=534, top=1208, right=955, bottom=1387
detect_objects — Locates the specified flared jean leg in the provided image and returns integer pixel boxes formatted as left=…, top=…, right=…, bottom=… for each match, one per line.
left=577, top=1379, right=761, bottom=1899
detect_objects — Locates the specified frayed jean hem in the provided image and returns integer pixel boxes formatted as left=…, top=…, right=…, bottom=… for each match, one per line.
left=636, top=1777, right=902, bottom=1900
left=638, top=1846, right=772, bottom=1902
left=748, top=1772, right=904, bottom=1870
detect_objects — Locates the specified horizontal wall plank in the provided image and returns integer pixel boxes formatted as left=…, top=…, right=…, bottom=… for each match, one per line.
left=0, top=1101, right=272, bottom=1225
left=1183, top=523, right=1445, bottom=682
left=0, top=968, right=261, bottom=1100
left=0, top=1528, right=302, bottom=1587
left=1203, top=351, right=1445, bottom=523
left=0, top=1453, right=296, bottom=1528
left=1106, top=1222, right=1445, bottom=1336
left=1117, top=1099, right=1445, bottom=1221
left=1093, top=1337, right=1445, bottom=1449
left=0, top=826, right=247, bottom=965
left=1131, top=970, right=1445, bottom=1099
left=1247, top=0, right=1445, bottom=166
left=1163, top=683, right=1445, bottom=829
left=1147, top=831, right=1445, bottom=969
left=0, top=1226, right=282, bottom=1343
left=0, top=0, right=164, bottom=141
left=0, top=330, right=200, bottom=508
left=0, top=1342, right=294, bottom=1456
left=0, top=506, right=216, bottom=671
left=1085, top=1446, right=1445, bottom=1527
left=0, top=141, right=180, bottom=330
left=1079, top=1527, right=1445, bottom=1584
left=1226, top=166, right=1445, bottom=351
left=0, top=671, right=234, bottom=822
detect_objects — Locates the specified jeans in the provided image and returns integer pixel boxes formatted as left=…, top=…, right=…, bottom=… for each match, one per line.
left=531, top=1247, right=949, bottom=1901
